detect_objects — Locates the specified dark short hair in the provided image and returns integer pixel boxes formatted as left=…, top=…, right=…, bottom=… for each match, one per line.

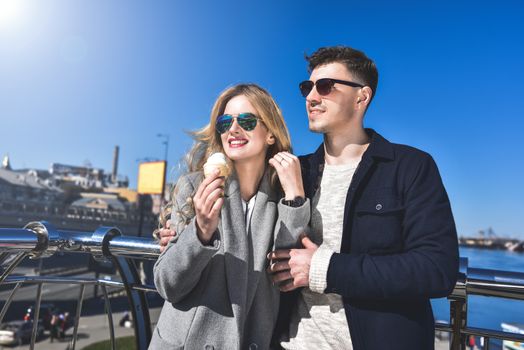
left=306, top=46, right=378, bottom=101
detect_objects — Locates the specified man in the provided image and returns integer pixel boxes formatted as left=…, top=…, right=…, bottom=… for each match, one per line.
left=157, top=45, right=459, bottom=349
left=268, top=46, right=459, bottom=349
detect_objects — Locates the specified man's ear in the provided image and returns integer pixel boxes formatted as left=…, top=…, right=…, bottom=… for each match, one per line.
left=357, top=86, right=373, bottom=110
left=267, top=133, right=276, bottom=145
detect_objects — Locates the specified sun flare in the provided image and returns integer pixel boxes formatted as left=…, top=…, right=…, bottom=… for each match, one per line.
left=0, top=0, right=24, bottom=28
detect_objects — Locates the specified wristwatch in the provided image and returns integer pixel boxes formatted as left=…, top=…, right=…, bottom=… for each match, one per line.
left=282, top=196, right=306, bottom=207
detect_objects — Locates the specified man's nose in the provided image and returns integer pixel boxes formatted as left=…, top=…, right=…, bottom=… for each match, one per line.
left=306, top=86, right=321, bottom=105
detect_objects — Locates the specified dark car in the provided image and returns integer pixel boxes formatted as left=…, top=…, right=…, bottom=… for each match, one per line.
left=0, top=320, right=44, bottom=346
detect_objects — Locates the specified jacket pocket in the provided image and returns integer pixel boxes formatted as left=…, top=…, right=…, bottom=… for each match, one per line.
left=150, top=325, right=185, bottom=350
left=355, top=195, right=404, bottom=253
left=154, top=300, right=198, bottom=348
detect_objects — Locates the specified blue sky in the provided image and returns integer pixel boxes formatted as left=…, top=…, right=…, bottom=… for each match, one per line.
left=1, top=0, right=523, bottom=238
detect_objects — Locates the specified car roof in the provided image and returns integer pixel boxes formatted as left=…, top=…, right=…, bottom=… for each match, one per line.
left=1, top=320, right=31, bottom=328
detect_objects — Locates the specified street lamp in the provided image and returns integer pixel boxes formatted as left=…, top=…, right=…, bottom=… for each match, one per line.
left=156, top=133, right=170, bottom=162
left=156, top=134, right=170, bottom=207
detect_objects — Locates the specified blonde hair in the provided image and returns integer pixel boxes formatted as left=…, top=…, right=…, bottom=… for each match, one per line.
left=156, top=83, right=291, bottom=235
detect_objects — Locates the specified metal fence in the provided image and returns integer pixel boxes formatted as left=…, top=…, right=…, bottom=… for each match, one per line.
left=0, top=222, right=159, bottom=349
left=0, top=221, right=524, bottom=350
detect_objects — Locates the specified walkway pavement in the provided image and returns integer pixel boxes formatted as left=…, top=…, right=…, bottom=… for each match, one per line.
left=5, top=306, right=450, bottom=349
left=4, top=308, right=161, bottom=350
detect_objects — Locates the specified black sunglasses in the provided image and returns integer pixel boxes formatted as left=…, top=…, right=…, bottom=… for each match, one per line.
left=216, top=113, right=260, bottom=134
left=299, top=78, right=364, bottom=97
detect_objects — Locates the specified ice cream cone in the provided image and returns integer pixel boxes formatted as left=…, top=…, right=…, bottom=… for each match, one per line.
left=203, top=153, right=230, bottom=178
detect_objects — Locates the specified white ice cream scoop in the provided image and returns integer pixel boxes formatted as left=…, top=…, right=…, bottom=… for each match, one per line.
left=203, top=152, right=230, bottom=178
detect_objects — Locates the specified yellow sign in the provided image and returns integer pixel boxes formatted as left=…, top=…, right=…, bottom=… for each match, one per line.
left=137, top=161, right=166, bottom=194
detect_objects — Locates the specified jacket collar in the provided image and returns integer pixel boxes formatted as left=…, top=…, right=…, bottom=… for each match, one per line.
left=224, top=168, right=278, bottom=201
left=310, top=128, right=394, bottom=164
left=302, top=129, right=394, bottom=197
left=363, top=128, right=395, bottom=161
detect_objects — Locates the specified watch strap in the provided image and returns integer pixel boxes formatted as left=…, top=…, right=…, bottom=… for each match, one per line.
left=282, top=196, right=306, bottom=207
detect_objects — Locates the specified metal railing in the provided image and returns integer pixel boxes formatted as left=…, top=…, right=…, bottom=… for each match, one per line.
left=0, top=221, right=159, bottom=350
left=437, top=257, right=524, bottom=349
left=0, top=221, right=524, bottom=349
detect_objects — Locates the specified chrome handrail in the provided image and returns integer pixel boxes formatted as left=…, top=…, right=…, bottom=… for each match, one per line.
left=0, top=222, right=160, bottom=350
left=1, top=222, right=524, bottom=349
left=444, top=257, right=524, bottom=349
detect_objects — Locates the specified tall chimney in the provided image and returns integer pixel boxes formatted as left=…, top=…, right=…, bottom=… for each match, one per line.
left=112, top=146, right=119, bottom=183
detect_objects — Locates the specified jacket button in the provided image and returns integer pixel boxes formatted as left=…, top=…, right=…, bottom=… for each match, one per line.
left=375, top=203, right=383, bottom=211
left=249, top=344, right=258, bottom=350
left=204, top=345, right=214, bottom=350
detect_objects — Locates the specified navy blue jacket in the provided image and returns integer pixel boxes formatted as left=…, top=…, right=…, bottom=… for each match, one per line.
left=273, top=129, right=459, bottom=350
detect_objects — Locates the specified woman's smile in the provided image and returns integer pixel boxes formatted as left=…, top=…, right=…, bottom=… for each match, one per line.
left=228, top=137, right=249, bottom=148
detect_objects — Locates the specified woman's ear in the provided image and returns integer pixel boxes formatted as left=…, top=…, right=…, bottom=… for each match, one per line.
left=267, top=133, right=276, bottom=145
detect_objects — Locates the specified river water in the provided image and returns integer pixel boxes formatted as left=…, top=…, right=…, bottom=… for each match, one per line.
left=431, top=247, right=524, bottom=348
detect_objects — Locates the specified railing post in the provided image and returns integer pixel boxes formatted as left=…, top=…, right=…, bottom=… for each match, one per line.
left=113, top=256, right=152, bottom=350
left=30, top=283, right=44, bottom=350
left=449, top=257, right=468, bottom=350
left=91, top=227, right=152, bottom=350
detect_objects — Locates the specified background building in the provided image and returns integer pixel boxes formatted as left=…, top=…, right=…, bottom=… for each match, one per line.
left=0, top=149, right=157, bottom=237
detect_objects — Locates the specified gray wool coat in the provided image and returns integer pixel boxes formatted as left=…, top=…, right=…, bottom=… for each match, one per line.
left=149, top=171, right=310, bottom=350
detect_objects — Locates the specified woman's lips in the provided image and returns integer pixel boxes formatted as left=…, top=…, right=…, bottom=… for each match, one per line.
left=228, top=139, right=248, bottom=148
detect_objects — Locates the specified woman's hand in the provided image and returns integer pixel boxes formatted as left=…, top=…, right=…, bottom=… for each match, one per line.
left=193, top=170, right=225, bottom=244
left=269, top=151, right=305, bottom=200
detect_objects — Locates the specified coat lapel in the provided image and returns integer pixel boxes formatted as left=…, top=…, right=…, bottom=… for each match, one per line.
left=245, top=172, right=278, bottom=310
left=221, top=174, right=249, bottom=338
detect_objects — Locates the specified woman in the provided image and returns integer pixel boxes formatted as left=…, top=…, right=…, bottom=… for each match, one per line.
left=150, top=84, right=309, bottom=349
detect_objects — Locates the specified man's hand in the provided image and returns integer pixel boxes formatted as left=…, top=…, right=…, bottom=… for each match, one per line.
left=267, top=235, right=318, bottom=292
left=157, top=219, right=177, bottom=253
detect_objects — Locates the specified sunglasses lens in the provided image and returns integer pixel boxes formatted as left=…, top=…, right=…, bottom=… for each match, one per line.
left=216, top=114, right=258, bottom=133
left=216, top=115, right=233, bottom=134
left=299, top=81, right=314, bottom=97
left=315, top=79, right=333, bottom=95
left=237, top=113, right=258, bottom=131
